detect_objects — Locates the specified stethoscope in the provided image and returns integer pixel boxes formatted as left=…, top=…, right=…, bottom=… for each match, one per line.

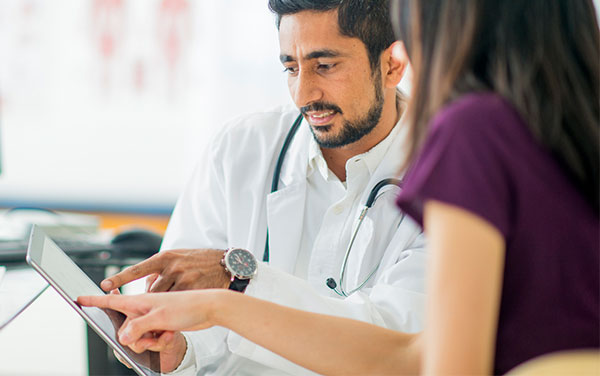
left=263, top=114, right=403, bottom=297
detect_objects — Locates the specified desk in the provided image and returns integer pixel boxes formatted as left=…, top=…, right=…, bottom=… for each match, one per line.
left=0, top=211, right=170, bottom=376
left=0, top=266, right=47, bottom=330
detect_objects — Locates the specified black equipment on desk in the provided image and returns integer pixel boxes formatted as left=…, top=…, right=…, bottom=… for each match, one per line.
left=110, top=228, right=163, bottom=256
left=0, top=229, right=162, bottom=265
left=0, top=238, right=111, bottom=264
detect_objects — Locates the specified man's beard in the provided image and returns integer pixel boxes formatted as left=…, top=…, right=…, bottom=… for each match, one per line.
left=301, top=73, right=385, bottom=149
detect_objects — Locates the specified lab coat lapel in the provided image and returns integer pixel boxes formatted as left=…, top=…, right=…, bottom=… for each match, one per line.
left=265, top=122, right=310, bottom=274
left=346, top=120, right=410, bottom=288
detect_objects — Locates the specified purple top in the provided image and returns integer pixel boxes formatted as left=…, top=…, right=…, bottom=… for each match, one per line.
left=397, top=93, right=599, bottom=374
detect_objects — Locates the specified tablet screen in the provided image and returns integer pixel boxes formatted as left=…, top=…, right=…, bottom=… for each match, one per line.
left=26, top=226, right=160, bottom=376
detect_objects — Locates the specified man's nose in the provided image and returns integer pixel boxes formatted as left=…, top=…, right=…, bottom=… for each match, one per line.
left=291, top=69, right=323, bottom=108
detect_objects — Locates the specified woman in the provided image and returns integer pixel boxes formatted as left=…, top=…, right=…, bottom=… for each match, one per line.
left=79, top=0, right=599, bottom=374
left=390, top=0, right=599, bottom=373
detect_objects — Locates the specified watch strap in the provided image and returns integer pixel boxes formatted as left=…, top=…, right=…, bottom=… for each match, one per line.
left=228, top=277, right=250, bottom=292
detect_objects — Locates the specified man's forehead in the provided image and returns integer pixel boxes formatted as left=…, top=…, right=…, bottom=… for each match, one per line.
left=278, top=10, right=362, bottom=61
left=279, top=9, right=341, bottom=32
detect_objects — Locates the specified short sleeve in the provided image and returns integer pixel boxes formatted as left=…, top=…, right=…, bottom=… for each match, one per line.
left=396, top=94, right=514, bottom=238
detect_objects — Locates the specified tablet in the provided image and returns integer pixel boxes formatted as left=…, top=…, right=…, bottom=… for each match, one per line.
left=26, top=225, right=161, bottom=376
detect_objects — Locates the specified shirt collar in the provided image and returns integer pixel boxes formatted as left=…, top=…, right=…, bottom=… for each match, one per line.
left=355, top=115, right=403, bottom=176
left=306, top=104, right=406, bottom=183
left=307, top=136, right=333, bottom=181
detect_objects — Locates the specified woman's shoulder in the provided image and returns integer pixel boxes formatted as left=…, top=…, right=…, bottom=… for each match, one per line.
left=430, top=92, right=524, bottom=139
left=397, top=92, right=522, bottom=232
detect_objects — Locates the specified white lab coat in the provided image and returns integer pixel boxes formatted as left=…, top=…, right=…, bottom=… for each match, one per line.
left=161, top=106, right=426, bottom=376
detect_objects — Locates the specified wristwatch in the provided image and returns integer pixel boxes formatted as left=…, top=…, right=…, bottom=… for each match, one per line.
left=220, top=248, right=258, bottom=292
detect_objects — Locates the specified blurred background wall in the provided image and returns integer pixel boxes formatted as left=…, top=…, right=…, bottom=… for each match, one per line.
left=0, top=0, right=291, bottom=214
left=1, top=0, right=598, bottom=214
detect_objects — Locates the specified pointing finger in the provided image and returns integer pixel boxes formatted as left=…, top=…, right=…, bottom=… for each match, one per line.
left=77, top=294, right=137, bottom=316
left=101, top=256, right=165, bottom=291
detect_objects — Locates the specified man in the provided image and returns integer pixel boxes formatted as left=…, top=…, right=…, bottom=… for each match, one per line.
left=102, top=1, right=425, bottom=374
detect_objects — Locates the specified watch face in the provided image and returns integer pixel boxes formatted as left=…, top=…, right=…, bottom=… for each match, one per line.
left=226, top=248, right=257, bottom=278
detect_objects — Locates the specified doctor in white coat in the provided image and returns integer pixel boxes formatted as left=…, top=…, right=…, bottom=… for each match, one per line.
left=100, top=1, right=426, bottom=375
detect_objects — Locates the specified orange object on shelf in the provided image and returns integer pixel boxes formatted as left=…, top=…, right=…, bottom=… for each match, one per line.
left=89, top=212, right=171, bottom=235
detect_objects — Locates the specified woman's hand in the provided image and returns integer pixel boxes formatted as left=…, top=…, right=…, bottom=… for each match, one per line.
left=77, top=289, right=232, bottom=348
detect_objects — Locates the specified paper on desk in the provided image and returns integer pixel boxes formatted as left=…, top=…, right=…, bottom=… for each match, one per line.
left=0, top=267, right=48, bottom=329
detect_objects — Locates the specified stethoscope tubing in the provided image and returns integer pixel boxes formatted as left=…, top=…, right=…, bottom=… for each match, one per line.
left=263, top=114, right=304, bottom=262
left=330, top=179, right=402, bottom=297
left=264, top=113, right=402, bottom=297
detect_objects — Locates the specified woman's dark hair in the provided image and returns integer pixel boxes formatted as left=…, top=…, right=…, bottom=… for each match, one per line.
left=268, top=0, right=396, bottom=72
left=391, top=0, right=600, bottom=210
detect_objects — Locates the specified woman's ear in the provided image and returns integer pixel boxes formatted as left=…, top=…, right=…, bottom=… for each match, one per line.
left=382, top=41, right=409, bottom=88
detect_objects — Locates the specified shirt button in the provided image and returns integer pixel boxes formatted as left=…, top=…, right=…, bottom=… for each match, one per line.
left=333, top=205, right=344, bottom=215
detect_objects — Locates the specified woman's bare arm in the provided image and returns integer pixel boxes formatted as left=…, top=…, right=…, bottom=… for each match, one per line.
left=211, top=291, right=422, bottom=375
left=423, top=200, right=505, bottom=375
left=79, top=288, right=421, bottom=375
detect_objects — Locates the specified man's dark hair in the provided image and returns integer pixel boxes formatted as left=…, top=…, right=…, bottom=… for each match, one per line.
left=268, top=0, right=396, bottom=72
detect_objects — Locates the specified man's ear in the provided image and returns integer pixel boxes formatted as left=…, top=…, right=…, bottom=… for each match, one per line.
left=382, top=41, right=409, bottom=88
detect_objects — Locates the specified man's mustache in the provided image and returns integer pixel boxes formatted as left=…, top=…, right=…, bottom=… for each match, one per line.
left=300, top=102, right=343, bottom=115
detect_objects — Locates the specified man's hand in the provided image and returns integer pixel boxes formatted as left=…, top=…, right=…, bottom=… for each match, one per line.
left=100, top=249, right=231, bottom=292
left=130, top=331, right=188, bottom=373
left=112, top=332, right=187, bottom=373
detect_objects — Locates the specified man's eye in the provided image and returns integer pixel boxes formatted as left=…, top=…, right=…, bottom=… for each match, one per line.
left=283, top=66, right=298, bottom=75
left=317, top=63, right=335, bottom=72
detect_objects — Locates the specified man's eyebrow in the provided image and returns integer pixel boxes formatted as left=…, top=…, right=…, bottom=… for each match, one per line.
left=280, top=54, right=295, bottom=64
left=305, top=49, right=342, bottom=60
left=279, top=49, right=343, bottom=64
